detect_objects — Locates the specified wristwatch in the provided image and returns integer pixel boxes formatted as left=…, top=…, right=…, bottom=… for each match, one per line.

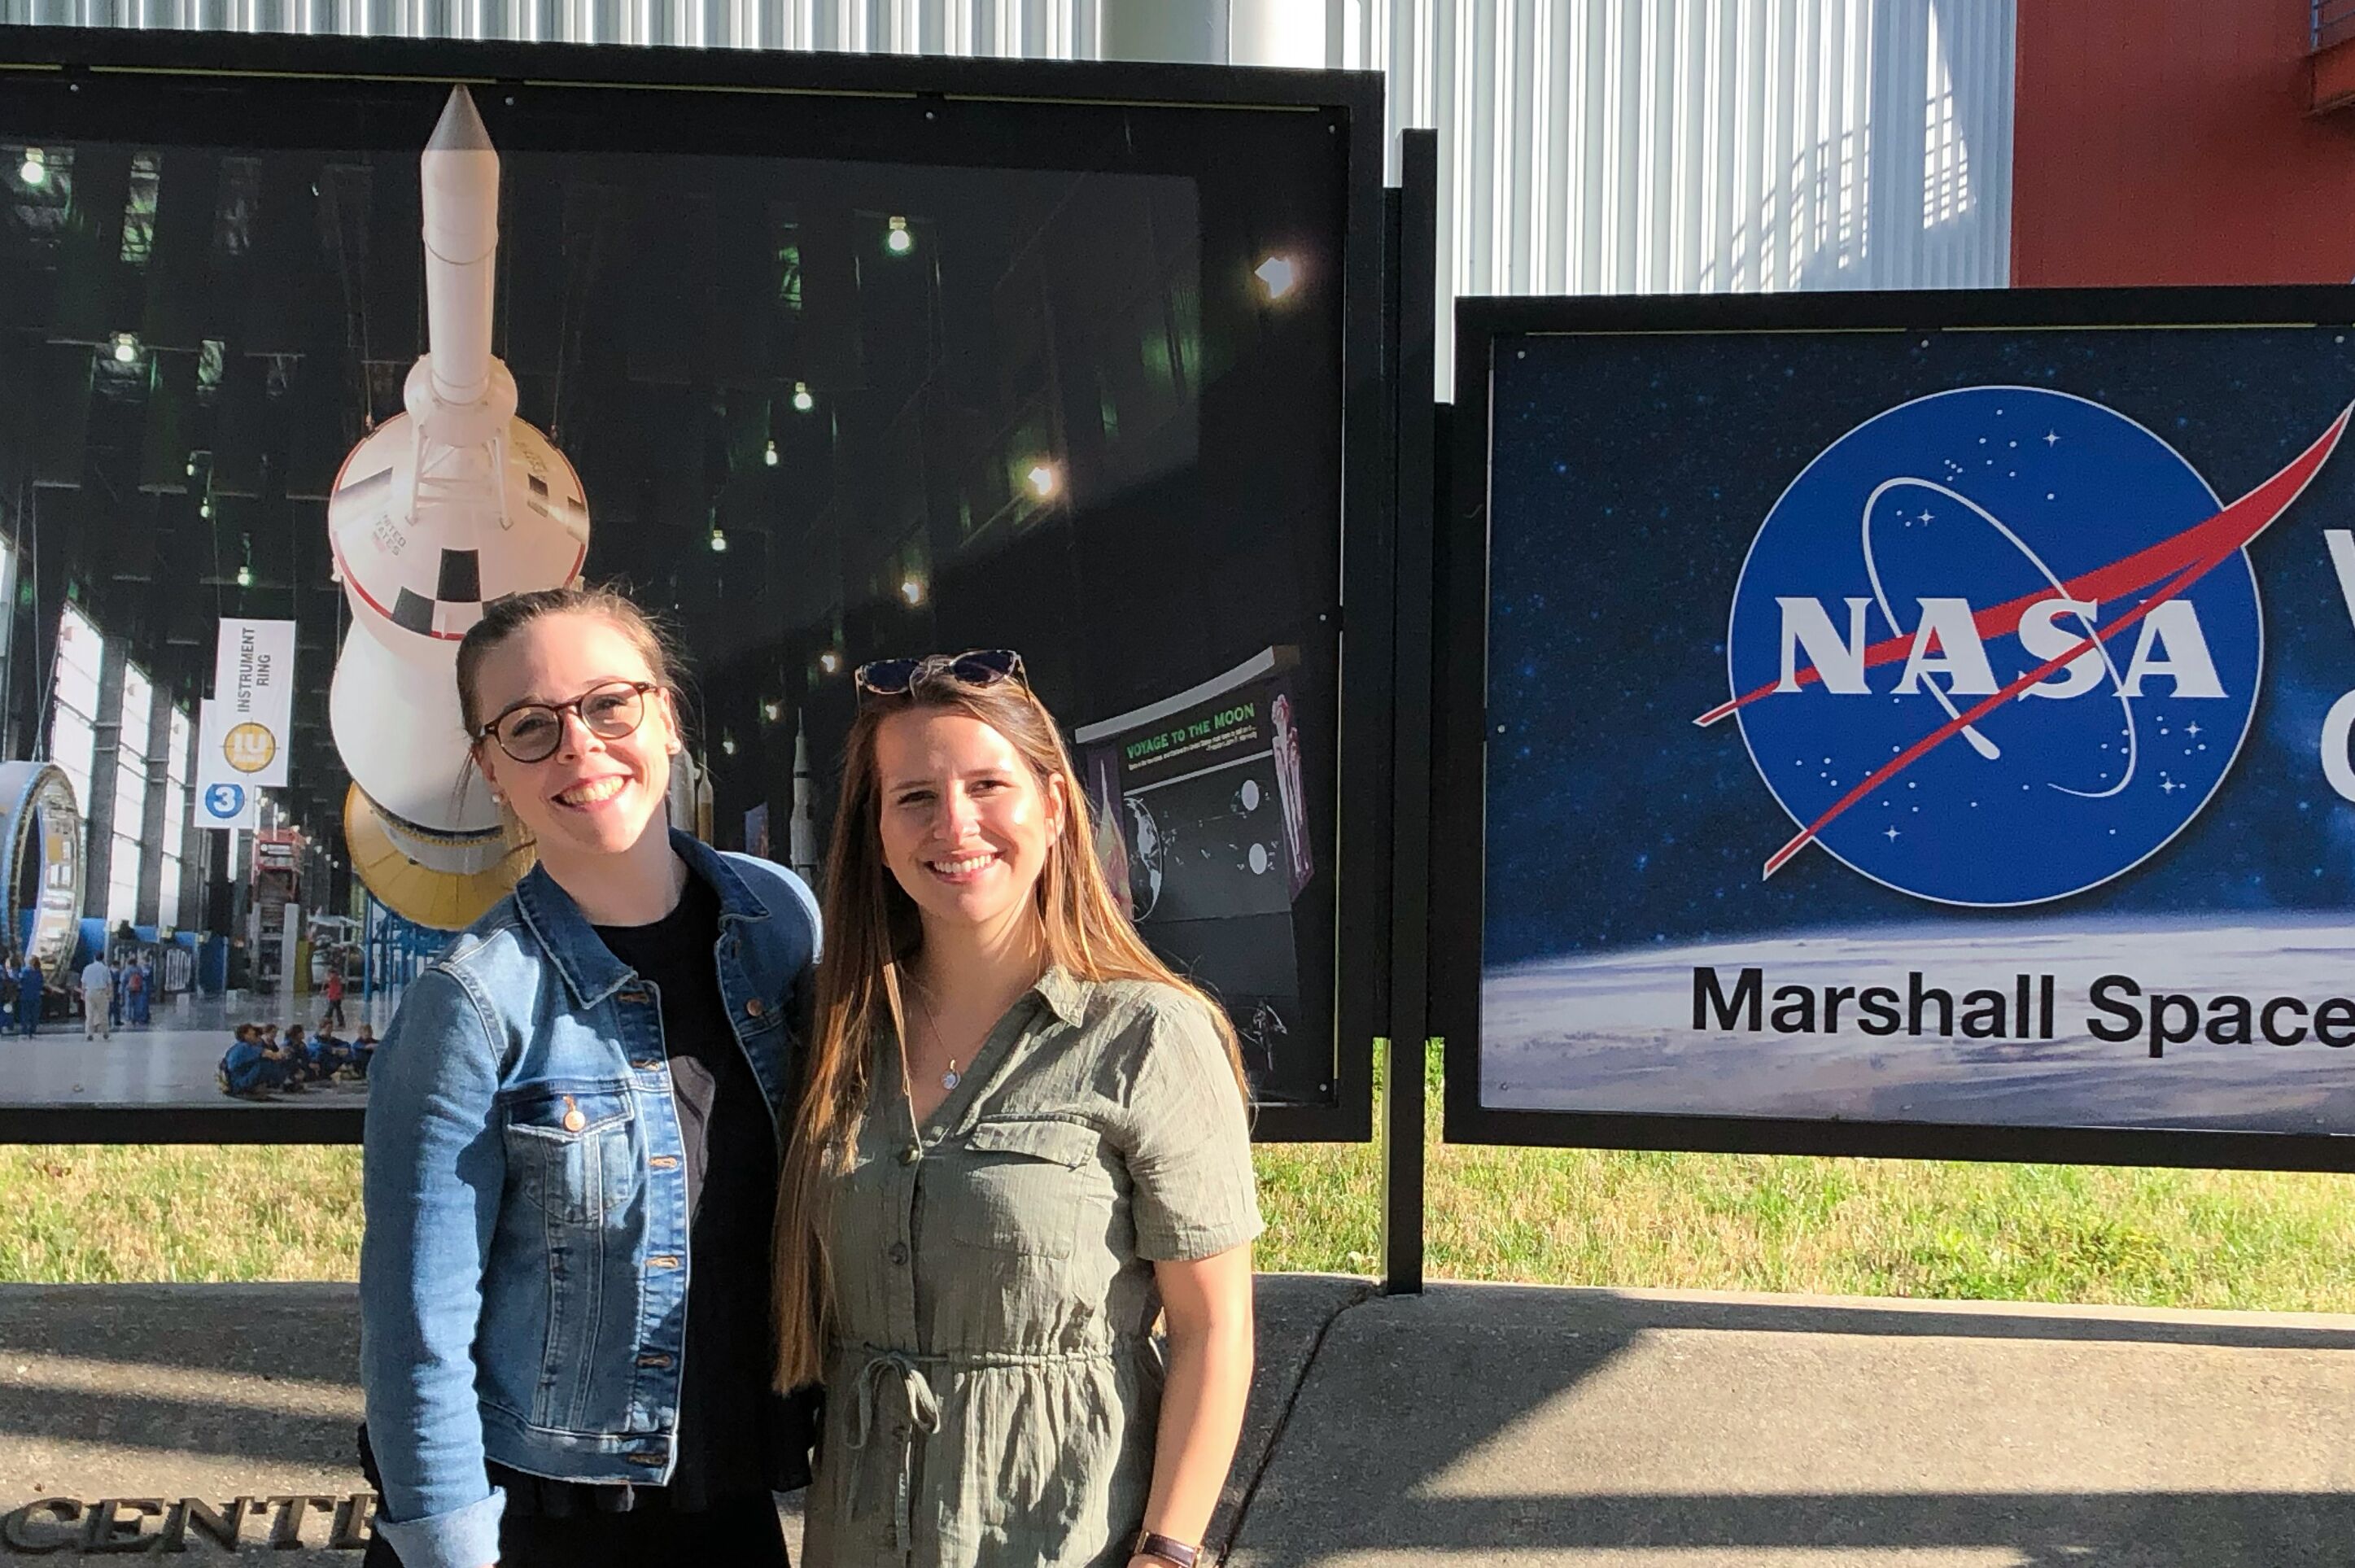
left=1134, top=1528, right=1202, bottom=1567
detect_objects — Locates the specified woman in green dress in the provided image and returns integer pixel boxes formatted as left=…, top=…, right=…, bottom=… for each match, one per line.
left=774, top=649, right=1260, bottom=1568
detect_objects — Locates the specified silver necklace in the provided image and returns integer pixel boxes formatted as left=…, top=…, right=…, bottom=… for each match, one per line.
left=906, top=977, right=962, bottom=1091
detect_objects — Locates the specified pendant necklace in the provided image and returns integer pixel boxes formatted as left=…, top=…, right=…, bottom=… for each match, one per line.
left=907, top=978, right=962, bottom=1091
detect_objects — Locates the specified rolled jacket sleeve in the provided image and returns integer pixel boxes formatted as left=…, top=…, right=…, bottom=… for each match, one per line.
left=359, top=967, right=509, bottom=1568
left=1121, top=994, right=1265, bottom=1262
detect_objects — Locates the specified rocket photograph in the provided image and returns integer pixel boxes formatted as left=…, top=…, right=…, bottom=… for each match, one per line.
left=0, top=49, right=1355, bottom=1120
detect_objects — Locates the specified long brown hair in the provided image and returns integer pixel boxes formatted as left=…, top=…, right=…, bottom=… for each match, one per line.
left=771, top=670, right=1249, bottom=1387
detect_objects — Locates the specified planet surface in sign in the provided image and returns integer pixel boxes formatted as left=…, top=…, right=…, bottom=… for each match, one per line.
left=1708, top=385, right=2343, bottom=907
left=1123, top=797, right=1164, bottom=919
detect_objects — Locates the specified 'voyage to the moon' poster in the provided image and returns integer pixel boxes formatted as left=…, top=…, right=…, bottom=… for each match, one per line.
left=1077, top=648, right=1314, bottom=1091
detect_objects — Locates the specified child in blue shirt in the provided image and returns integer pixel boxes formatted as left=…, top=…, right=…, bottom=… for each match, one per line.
left=218, top=1026, right=271, bottom=1098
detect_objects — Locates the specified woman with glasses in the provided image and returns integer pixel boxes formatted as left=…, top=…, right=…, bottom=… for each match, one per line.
left=774, top=649, right=1261, bottom=1568
left=358, top=586, right=820, bottom=1568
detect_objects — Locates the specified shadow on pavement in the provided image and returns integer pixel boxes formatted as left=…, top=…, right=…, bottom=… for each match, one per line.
left=1219, top=1283, right=2355, bottom=1567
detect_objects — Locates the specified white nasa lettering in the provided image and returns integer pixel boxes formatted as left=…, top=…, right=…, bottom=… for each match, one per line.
left=2015, top=598, right=2106, bottom=700
left=2317, top=530, right=2355, bottom=802
left=1773, top=593, right=2228, bottom=701
left=1776, top=596, right=1872, bottom=693
left=1892, top=598, right=1999, bottom=697
left=2117, top=601, right=2226, bottom=697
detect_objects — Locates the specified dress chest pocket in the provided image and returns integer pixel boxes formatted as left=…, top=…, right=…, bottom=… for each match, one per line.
left=931, top=1117, right=1100, bottom=1260
left=502, top=1087, right=639, bottom=1227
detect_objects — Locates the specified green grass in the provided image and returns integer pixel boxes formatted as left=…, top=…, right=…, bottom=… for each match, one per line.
left=0, top=1145, right=365, bottom=1283
left=1252, top=1128, right=2355, bottom=1312
left=9, top=1049, right=2355, bottom=1309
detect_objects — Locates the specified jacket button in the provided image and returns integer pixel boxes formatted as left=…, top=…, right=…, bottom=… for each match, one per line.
left=651, top=1155, right=679, bottom=1171
left=898, top=1146, right=920, bottom=1166
left=744, top=997, right=767, bottom=1019
left=649, top=1255, right=680, bottom=1270
left=888, top=1242, right=909, bottom=1265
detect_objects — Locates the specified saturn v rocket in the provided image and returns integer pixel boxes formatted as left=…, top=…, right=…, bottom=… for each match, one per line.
left=326, top=88, right=591, bottom=928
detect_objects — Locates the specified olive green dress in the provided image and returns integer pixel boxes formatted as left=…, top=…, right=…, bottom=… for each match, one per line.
left=805, top=967, right=1262, bottom=1568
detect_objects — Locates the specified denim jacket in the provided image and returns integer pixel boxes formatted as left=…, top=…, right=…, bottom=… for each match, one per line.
left=359, top=832, right=819, bottom=1568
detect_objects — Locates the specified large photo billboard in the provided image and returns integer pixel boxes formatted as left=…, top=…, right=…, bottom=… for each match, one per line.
left=1440, top=290, right=2355, bottom=1167
left=0, top=31, right=1382, bottom=1138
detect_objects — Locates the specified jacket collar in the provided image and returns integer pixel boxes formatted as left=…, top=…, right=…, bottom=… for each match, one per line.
left=513, top=829, right=771, bottom=1008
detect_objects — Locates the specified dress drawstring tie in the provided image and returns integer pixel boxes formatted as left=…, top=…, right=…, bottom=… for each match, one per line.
left=847, top=1350, right=944, bottom=1553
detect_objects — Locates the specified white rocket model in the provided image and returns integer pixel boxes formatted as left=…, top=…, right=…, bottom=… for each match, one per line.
left=789, top=713, right=820, bottom=888
left=327, top=87, right=592, bottom=928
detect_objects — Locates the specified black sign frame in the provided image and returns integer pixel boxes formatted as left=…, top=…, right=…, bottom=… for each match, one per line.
left=0, top=24, right=1391, bottom=1145
left=1435, top=284, right=2355, bottom=1173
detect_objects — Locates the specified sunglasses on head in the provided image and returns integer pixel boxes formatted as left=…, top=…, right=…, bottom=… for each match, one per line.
left=853, top=648, right=1026, bottom=701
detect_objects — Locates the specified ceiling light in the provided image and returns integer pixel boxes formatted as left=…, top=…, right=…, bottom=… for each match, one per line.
left=1026, top=461, right=1060, bottom=499
left=900, top=576, right=925, bottom=606
left=819, top=651, right=841, bottom=675
left=708, top=526, right=727, bottom=553
left=763, top=439, right=779, bottom=467
left=17, top=148, right=43, bottom=187
left=1254, top=255, right=1298, bottom=300
left=886, top=216, right=913, bottom=255
left=793, top=382, right=815, bottom=413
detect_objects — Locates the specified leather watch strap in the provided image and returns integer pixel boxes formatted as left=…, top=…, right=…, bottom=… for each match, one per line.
left=1134, top=1528, right=1202, bottom=1568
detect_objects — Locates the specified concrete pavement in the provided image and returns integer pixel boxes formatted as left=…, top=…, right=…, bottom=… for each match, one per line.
left=1224, top=1282, right=2355, bottom=1567
left=4, top=1275, right=2353, bottom=1563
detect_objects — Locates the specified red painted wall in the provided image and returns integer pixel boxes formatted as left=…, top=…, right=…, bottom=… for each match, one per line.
left=2012, top=0, right=2355, bottom=286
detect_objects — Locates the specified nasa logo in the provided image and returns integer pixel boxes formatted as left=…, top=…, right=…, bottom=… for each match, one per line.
left=1702, top=386, right=2345, bottom=906
left=203, top=783, right=246, bottom=820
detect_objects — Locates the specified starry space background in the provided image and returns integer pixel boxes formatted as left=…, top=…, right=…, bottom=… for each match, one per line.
left=1483, top=324, right=2355, bottom=968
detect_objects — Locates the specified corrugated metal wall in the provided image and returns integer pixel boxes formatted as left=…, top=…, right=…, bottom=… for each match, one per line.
left=0, top=0, right=2015, bottom=387
left=0, top=0, right=1096, bottom=55
left=1344, top=0, right=2016, bottom=383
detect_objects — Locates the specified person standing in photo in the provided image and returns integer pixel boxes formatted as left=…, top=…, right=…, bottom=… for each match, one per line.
left=79, top=953, right=111, bottom=1042
left=359, top=586, right=821, bottom=1568
left=125, top=954, right=151, bottom=1027
left=322, top=955, right=347, bottom=1031
left=775, top=649, right=1261, bottom=1568
left=16, top=956, right=42, bottom=1037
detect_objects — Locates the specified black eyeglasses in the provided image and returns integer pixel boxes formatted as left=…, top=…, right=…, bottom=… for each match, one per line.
left=853, top=649, right=1026, bottom=701
left=478, top=679, right=662, bottom=763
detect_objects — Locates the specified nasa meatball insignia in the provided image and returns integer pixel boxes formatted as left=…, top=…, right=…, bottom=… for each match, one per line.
left=1700, top=386, right=2348, bottom=906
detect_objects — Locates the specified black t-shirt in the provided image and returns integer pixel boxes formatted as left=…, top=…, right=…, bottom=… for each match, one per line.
left=588, top=870, right=779, bottom=1505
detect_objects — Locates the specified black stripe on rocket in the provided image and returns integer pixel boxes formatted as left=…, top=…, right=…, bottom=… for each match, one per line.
left=391, top=588, right=437, bottom=635
left=436, top=548, right=482, bottom=603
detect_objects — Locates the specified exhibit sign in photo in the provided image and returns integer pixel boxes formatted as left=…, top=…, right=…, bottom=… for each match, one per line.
left=1440, top=290, right=2355, bottom=1165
